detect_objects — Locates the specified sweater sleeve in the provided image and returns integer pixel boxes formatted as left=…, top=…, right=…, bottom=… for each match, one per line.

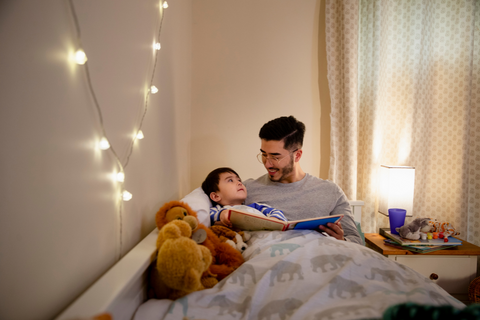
left=247, top=203, right=288, bottom=221
left=209, top=205, right=226, bottom=225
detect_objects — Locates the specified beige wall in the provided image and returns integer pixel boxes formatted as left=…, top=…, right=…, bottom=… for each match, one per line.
left=0, top=1, right=192, bottom=319
left=190, top=0, right=322, bottom=188
left=0, top=0, right=329, bottom=319
left=318, top=0, right=331, bottom=180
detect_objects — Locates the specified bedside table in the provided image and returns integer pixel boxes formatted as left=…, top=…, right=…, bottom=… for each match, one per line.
left=365, top=233, right=480, bottom=303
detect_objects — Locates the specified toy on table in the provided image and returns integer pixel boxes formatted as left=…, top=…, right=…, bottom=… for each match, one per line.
left=155, top=200, right=244, bottom=281
left=425, top=219, right=459, bottom=238
left=395, top=218, right=431, bottom=240
left=151, top=220, right=213, bottom=300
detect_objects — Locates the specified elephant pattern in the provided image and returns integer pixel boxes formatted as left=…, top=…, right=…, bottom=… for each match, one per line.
left=258, top=298, right=303, bottom=320
left=270, top=243, right=302, bottom=257
left=229, top=263, right=257, bottom=286
left=269, top=260, right=304, bottom=286
left=314, top=305, right=375, bottom=320
left=328, top=275, right=367, bottom=299
left=319, top=238, right=348, bottom=248
left=274, top=231, right=308, bottom=242
left=207, top=295, right=252, bottom=316
left=311, top=254, right=361, bottom=273
left=366, top=267, right=417, bottom=285
left=360, top=248, right=383, bottom=260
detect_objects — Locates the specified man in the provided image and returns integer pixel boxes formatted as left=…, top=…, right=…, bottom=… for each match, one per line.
left=244, top=116, right=362, bottom=244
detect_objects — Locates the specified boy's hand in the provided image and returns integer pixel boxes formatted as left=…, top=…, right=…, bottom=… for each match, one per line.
left=220, top=210, right=232, bottom=228
left=318, top=222, right=345, bottom=241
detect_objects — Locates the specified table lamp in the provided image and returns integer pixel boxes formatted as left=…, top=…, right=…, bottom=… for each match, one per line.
left=378, top=165, right=415, bottom=217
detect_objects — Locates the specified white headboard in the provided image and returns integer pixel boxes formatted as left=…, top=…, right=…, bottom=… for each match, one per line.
left=349, top=200, right=364, bottom=223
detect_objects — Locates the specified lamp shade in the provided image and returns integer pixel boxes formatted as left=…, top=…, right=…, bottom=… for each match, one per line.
left=378, top=165, right=415, bottom=217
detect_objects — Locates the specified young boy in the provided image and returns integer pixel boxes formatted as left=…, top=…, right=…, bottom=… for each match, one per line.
left=201, top=167, right=287, bottom=227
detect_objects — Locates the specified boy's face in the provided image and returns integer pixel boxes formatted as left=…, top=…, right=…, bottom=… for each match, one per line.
left=210, top=172, right=247, bottom=206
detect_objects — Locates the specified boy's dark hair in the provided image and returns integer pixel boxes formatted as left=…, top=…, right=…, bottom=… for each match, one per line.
left=259, top=116, right=305, bottom=151
left=201, top=167, right=240, bottom=206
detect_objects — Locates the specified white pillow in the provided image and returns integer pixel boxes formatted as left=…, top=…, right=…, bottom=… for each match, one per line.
left=180, top=187, right=211, bottom=227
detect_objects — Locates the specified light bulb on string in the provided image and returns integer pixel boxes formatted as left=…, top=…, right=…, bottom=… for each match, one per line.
left=136, top=130, right=144, bottom=140
left=116, top=172, right=125, bottom=182
left=150, top=86, right=158, bottom=94
left=98, top=137, right=110, bottom=150
left=74, top=49, right=88, bottom=65
left=122, top=190, right=133, bottom=201
left=162, top=1, right=169, bottom=9
left=154, top=42, right=161, bottom=50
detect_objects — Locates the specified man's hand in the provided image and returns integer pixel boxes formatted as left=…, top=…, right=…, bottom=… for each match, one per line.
left=220, top=210, right=232, bottom=228
left=318, top=222, right=345, bottom=241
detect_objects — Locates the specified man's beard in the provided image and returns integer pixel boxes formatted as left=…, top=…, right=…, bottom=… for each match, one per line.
left=268, top=155, right=294, bottom=183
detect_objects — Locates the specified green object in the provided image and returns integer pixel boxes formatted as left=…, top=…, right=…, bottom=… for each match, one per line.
left=382, top=302, right=480, bottom=320
left=356, top=221, right=365, bottom=245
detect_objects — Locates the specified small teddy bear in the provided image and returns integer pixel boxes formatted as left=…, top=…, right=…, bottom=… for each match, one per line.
left=155, top=200, right=244, bottom=281
left=151, top=220, right=214, bottom=300
left=396, top=218, right=431, bottom=240
left=210, top=225, right=249, bottom=253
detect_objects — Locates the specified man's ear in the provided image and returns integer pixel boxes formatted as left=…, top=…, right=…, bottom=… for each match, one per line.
left=210, top=192, right=221, bottom=203
left=294, top=149, right=303, bottom=162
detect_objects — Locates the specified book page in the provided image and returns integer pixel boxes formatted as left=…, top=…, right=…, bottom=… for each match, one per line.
left=228, top=209, right=286, bottom=231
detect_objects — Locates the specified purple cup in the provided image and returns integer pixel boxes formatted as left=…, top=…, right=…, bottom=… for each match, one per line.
left=388, top=208, right=406, bottom=235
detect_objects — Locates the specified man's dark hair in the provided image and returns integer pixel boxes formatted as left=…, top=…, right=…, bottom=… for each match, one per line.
left=259, top=116, right=306, bottom=150
left=201, top=167, right=240, bottom=206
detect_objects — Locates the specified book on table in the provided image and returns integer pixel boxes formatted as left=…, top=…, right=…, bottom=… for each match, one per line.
left=226, top=208, right=344, bottom=231
left=383, top=239, right=458, bottom=254
left=382, top=229, right=462, bottom=246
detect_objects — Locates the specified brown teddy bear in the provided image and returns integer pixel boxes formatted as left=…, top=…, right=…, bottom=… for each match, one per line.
left=155, top=200, right=245, bottom=281
left=151, top=220, right=213, bottom=300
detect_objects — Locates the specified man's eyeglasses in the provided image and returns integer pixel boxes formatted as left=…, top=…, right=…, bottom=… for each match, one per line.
left=256, top=150, right=298, bottom=165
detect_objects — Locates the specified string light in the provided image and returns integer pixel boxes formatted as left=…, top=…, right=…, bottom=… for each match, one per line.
left=74, top=49, right=87, bottom=65
left=116, top=172, right=125, bottom=182
left=122, top=190, right=133, bottom=201
left=98, top=137, right=110, bottom=150
left=68, top=0, right=167, bottom=258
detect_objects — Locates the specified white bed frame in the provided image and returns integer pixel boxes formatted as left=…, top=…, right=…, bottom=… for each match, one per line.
left=55, top=201, right=364, bottom=320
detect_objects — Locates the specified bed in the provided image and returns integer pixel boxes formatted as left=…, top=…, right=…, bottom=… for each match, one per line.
left=55, top=189, right=465, bottom=320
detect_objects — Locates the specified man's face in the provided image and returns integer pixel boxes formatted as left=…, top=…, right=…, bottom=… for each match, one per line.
left=259, top=139, right=297, bottom=183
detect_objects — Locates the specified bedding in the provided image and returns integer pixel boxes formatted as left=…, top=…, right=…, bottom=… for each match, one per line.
left=134, top=229, right=464, bottom=320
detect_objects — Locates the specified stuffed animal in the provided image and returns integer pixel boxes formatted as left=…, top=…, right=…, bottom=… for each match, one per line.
left=396, top=218, right=431, bottom=240
left=155, top=200, right=244, bottom=281
left=210, top=225, right=249, bottom=253
left=151, top=220, right=213, bottom=300
left=425, top=220, right=459, bottom=237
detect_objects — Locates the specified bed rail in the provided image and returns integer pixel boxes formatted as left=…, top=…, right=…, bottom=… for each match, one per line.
left=54, top=229, right=159, bottom=320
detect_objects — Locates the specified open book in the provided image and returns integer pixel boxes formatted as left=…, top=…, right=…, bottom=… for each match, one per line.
left=226, top=208, right=343, bottom=231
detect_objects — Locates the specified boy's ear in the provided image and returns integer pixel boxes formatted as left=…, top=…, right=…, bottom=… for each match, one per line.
left=210, top=192, right=221, bottom=203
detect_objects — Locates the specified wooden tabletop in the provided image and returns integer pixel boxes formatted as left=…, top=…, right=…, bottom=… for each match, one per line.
left=365, top=233, right=480, bottom=256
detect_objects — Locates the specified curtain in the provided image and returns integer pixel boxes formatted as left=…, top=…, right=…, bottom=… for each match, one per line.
left=325, top=0, right=480, bottom=246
